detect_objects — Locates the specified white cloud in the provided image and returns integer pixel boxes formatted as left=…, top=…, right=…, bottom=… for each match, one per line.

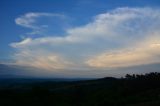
left=15, top=12, right=64, bottom=28
left=10, top=7, right=160, bottom=71
left=15, top=12, right=66, bottom=35
left=11, top=38, right=32, bottom=48
left=86, top=42, right=160, bottom=68
left=12, top=49, right=72, bottom=70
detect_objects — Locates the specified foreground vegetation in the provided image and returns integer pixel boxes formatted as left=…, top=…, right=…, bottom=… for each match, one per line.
left=0, top=72, right=160, bottom=106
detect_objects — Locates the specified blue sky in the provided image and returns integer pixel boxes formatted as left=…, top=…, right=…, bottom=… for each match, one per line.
left=1, top=0, right=160, bottom=77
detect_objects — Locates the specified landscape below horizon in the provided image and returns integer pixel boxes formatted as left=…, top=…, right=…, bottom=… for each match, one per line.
left=0, top=72, right=160, bottom=106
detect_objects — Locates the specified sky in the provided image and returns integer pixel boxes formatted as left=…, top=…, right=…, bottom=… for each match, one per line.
left=1, top=0, right=160, bottom=78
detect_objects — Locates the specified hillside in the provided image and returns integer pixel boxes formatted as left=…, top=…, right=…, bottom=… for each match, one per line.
left=0, top=72, right=160, bottom=106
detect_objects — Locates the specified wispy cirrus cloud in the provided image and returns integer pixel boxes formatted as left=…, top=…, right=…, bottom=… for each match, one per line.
left=15, top=12, right=67, bottom=36
left=10, top=7, right=160, bottom=73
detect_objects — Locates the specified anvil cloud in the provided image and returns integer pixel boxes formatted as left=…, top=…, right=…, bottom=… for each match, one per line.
left=10, top=7, right=160, bottom=71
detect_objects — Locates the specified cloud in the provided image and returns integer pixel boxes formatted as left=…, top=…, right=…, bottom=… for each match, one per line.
left=11, top=38, right=32, bottom=48
left=11, top=49, right=72, bottom=70
left=15, top=12, right=66, bottom=35
left=10, top=7, right=160, bottom=71
left=15, top=12, right=65, bottom=28
left=86, top=41, right=160, bottom=68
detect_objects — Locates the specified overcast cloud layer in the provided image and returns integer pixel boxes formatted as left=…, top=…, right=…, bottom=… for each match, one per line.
left=10, top=7, right=160, bottom=73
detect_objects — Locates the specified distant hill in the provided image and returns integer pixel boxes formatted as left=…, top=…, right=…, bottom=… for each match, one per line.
left=0, top=64, right=38, bottom=78
left=0, top=64, right=93, bottom=81
left=0, top=64, right=60, bottom=78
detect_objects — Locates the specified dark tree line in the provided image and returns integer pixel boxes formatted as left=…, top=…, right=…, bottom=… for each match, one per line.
left=125, top=72, right=160, bottom=80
